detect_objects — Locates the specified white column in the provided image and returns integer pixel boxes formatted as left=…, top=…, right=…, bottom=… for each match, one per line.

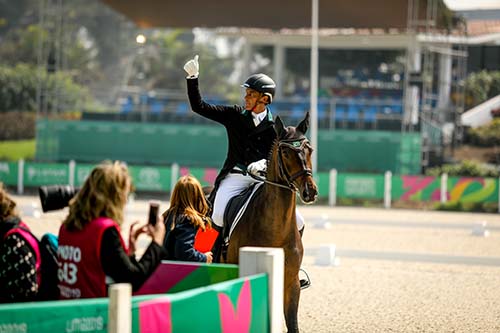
left=241, top=40, right=252, bottom=83
left=438, top=47, right=452, bottom=109
left=68, top=160, right=75, bottom=187
left=108, top=283, right=131, bottom=333
left=310, top=0, right=319, bottom=175
left=440, top=173, right=448, bottom=204
left=273, top=44, right=285, bottom=99
left=384, top=171, right=392, bottom=209
left=405, top=42, right=421, bottom=125
left=170, top=163, right=179, bottom=196
left=239, top=247, right=284, bottom=333
left=17, top=159, right=24, bottom=195
left=328, top=169, right=337, bottom=206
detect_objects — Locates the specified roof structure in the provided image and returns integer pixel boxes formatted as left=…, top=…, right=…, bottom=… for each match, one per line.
left=100, top=0, right=451, bottom=30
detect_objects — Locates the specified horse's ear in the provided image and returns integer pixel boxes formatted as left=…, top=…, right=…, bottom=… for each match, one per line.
left=297, top=112, right=310, bottom=134
left=274, top=116, right=286, bottom=138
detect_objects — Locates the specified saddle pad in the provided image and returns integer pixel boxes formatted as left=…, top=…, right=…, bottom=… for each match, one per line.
left=223, top=182, right=264, bottom=243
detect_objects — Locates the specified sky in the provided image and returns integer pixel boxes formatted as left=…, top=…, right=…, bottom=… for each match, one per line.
left=444, top=0, right=500, bottom=10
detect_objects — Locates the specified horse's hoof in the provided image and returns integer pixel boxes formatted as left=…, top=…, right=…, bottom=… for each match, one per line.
left=299, top=278, right=311, bottom=290
left=299, top=268, right=311, bottom=290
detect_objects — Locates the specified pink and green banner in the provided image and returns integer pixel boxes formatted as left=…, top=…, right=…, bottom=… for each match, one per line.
left=135, top=261, right=239, bottom=295
left=133, top=274, right=269, bottom=333
left=392, top=175, right=499, bottom=203
left=0, top=262, right=244, bottom=333
left=447, top=177, right=498, bottom=203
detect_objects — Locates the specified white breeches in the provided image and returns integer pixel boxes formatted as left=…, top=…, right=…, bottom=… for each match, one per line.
left=212, top=172, right=305, bottom=231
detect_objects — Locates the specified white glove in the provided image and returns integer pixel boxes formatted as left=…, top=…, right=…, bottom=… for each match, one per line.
left=247, top=159, right=267, bottom=176
left=183, top=55, right=199, bottom=78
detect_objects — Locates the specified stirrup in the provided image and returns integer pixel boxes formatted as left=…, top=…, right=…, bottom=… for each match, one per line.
left=299, top=268, right=311, bottom=290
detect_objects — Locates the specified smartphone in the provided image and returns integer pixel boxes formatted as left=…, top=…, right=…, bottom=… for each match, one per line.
left=148, top=201, right=160, bottom=226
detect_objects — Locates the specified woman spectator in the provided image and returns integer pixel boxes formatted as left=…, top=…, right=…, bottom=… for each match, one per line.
left=57, top=161, right=166, bottom=299
left=163, top=175, right=213, bottom=263
left=0, top=183, right=40, bottom=303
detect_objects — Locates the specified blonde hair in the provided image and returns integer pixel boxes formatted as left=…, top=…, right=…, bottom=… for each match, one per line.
left=63, top=161, right=131, bottom=231
left=164, top=175, right=211, bottom=230
left=0, top=182, right=18, bottom=222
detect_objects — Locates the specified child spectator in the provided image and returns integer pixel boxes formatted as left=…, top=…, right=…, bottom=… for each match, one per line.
left=163, top=175, right=213, bottom=263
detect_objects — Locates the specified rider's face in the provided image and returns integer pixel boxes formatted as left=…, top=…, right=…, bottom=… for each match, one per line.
left=244, top=88, right=265, bottom=111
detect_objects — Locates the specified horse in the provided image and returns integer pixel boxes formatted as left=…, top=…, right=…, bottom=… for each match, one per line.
left=223, top=112, right=318, bottom=333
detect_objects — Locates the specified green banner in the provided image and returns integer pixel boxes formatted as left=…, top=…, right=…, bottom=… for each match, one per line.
left=74, top=163, right=97, bottom=187
left=24, top=162, right=69, bottom=186
left=128, top=165, right=171, bottom=191
left=0, top=298, right=109, bottom=333
left=0, top=161, right=18, bottom=186
left=337, top=173, right=384, bottom=199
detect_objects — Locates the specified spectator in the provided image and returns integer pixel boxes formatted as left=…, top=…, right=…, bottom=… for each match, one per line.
left=0, top=183, right=40, bottom=303
left=57, top=161, right=166, bottom=299
left=162, top=175, right=213, bottom=263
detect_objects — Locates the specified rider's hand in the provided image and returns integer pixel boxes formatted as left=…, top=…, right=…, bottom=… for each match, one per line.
left=247, top=159, right=267, bottom=176
left=183, top=55, right=199, bottom=78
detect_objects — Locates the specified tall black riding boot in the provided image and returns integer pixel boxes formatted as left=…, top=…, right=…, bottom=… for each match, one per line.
left=298, top=226, right=311, bottom=289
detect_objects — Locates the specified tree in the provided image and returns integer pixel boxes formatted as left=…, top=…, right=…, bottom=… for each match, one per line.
left=465, top=70, right=500, bottom=109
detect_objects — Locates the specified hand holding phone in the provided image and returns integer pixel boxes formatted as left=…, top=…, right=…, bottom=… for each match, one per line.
left=148, top=201, right=160, bottom=226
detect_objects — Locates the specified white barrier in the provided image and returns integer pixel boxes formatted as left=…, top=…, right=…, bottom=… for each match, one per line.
left=239, top=247, right=284, bottom=333
left=108, top=283, right=132, bottom=333
left=106, top=247, right=285, bottom=333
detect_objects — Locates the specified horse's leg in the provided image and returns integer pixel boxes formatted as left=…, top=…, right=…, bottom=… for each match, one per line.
left=284, top=276, right=301, bottom=333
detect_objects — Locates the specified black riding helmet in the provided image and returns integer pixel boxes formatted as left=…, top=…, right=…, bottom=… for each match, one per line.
left=241, top=73, right=276, bottom=104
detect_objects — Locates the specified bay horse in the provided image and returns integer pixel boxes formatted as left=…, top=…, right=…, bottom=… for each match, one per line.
left=224, top=112, right=318, bottom=333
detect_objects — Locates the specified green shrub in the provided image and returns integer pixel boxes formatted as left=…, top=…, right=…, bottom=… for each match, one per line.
left=0, top=112, right=35, bottom=140
left=426, top=159, right=499, bottom=177
left=467, top=118, right=500, bottom=146
left=435, top=201, right=498, bottom=213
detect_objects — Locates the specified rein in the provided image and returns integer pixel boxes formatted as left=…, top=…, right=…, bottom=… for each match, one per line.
left=249, top=137, right=312, bottom=192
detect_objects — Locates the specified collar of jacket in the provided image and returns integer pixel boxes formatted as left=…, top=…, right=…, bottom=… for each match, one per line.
left=241, top=108, right=273, bottom=122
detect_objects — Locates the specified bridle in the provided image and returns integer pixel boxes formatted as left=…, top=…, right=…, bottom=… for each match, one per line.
left=250, top=136, right=313, bottom=192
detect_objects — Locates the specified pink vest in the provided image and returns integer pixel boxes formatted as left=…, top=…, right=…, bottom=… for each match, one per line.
left=58, top=217, right=127, bottom=299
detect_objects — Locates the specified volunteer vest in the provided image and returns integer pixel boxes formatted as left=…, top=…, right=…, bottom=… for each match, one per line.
left=58, top=217, right=126, bottom=299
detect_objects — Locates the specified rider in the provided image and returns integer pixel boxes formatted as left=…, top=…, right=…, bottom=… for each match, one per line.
left=183, top=55, right=307, bottom=269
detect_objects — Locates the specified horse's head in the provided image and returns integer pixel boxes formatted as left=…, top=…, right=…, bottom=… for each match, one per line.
left=272, top=112, right=318, bottom=204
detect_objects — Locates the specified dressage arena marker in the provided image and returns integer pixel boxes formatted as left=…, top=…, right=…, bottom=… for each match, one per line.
left=312, top=214, right=332, bottom=229
left=22, top=201, right=41, bottom=219
left=471, top=221, right=490, bottom=237
left=314, top=244, right=339, bottom=266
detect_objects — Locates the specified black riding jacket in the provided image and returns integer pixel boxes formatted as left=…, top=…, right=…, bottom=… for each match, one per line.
left=186, top=78, right=277, bottom=189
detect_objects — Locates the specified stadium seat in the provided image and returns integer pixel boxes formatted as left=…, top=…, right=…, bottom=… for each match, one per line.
left=150, top=99, right=164, bottom=113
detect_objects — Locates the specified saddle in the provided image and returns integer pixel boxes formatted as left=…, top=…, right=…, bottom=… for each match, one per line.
left=219, top=182, right=263, bottom=261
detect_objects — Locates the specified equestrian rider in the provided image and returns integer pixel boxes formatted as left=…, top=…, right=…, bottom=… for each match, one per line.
left=183, top=55, right=305, bottom=237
